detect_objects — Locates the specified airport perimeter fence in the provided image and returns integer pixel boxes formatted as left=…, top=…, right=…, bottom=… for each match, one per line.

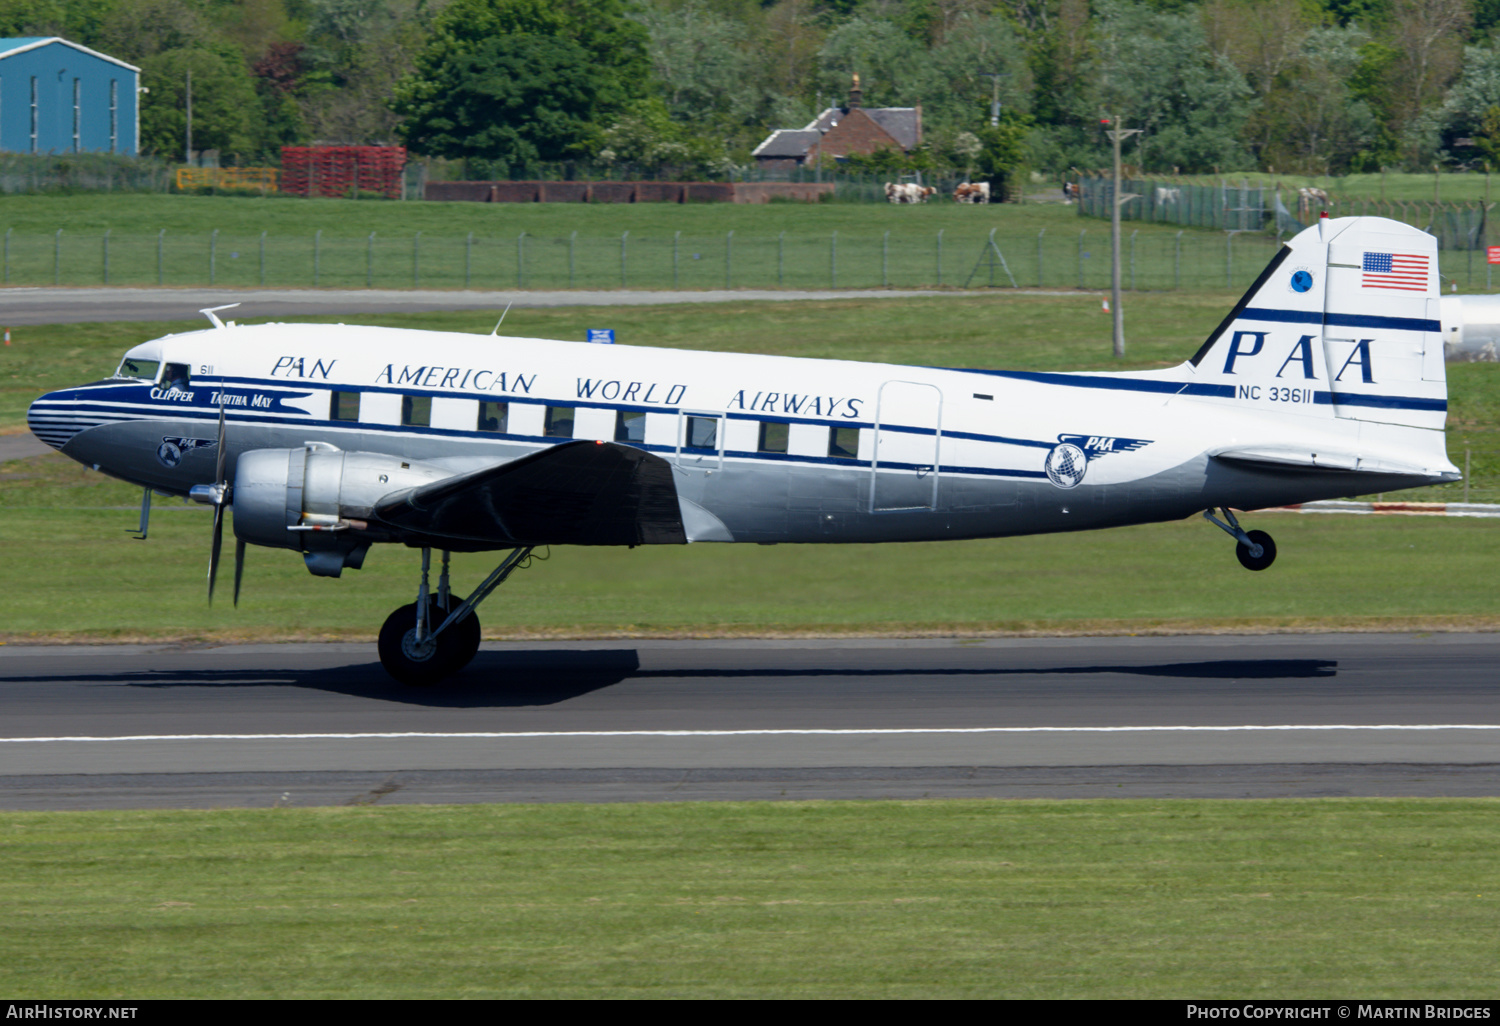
left=1077, top=173, right=1491, bottom=251
left=9, top=224, right=1500, bottom=293
left=0, top=153, right=176, bottom=194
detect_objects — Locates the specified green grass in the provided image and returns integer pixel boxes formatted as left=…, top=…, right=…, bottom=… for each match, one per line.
left=3, top=800, right=1498, bottom=998
left=0, top=503, right=1494, bottom=642
left=7, top=190, right=1498, bottom=291
left=0, top=192, right=1290, bottom=292
left=1163, top=170, right=1500, bottom=205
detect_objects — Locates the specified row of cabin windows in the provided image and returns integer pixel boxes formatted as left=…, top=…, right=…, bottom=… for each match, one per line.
left=117, top=362, right=863, bottom=461
left=328, top=392, right=861, bottom=459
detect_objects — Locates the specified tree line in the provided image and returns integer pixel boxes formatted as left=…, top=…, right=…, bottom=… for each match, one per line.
left=5, top=0, right=1500, bottom=180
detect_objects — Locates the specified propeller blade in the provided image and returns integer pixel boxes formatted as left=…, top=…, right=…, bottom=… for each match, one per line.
left=208, top=502, right=223, bottom=605
left=214, top=400, right=227, bottom=486
left=233, top=537, right=245, bottom=608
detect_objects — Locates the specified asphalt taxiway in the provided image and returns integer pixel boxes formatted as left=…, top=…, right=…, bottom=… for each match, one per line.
left=2, top=634, right=1497, bottom=809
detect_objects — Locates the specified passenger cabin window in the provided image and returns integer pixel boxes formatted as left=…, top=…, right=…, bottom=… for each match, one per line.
left=544, top=406, right=574, bottom=437
left=330, top=392, right=360, bottom=421
left=615, top=410, right=645, bottom=443
left=162, top=363, right=191, bottom=391
left=828, top=426, right=859, bottom=459
left=758, top=422, right=788, bottom=454
left=401, top=395, right=431, bottom=427
left=478, top=401, right=508, bottom=433
left=116, top=357, right=159, bottom=381
left=683, top=416, right=718, bottom=451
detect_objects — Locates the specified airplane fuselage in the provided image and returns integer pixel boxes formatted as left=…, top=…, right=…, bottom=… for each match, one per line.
left=30, top=319, right=1450, bottom=548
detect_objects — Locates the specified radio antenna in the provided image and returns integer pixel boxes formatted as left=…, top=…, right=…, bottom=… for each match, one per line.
left=490, top=301, right=513, bottom=337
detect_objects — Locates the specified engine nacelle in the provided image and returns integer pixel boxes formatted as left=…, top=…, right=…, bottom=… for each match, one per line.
left=232, top=443, right=453, bottom=576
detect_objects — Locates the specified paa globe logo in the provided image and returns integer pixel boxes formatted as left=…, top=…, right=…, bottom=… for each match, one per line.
left=157, top=436, right=218, bottom=468
left=1044, top=443, right=1088, bottom=489
left=1289, top=268, right=1314, bottom=293
left=1045, top=434, right=1154, bottom=490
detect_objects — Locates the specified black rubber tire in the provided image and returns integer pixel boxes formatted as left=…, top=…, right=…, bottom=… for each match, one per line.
left=377, top=601, right=452, bottom=687
left=429, top=594, right=482, bottom=675
left=1235, top=529, right=1277, bottom=572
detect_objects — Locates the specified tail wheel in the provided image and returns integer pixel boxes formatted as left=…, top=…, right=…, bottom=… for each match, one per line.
left=1236, top=529, right=1277, bottom=572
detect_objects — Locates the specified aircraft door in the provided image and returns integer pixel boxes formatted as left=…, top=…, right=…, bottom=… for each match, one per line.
left=675, top=410, right=724, bottom=473
left=871, top=381, right=943, bottom=511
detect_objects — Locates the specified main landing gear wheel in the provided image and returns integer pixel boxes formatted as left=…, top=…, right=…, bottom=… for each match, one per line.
left=378, top=601, right=455, bottom=687
left=1235, top=529, right=1277, bottom=572
left=429, top=593, right=481, bottom=675
left=377, top=546, right=531, bottom=687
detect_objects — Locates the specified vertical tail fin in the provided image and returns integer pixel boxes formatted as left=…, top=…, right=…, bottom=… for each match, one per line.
left=1187, top=216, right=1446, bottom=432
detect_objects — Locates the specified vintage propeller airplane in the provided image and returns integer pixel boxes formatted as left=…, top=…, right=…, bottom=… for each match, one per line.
left=28, top=215, right=1458, bottom=684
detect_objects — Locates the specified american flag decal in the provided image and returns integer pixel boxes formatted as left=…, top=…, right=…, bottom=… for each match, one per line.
left=1362, top=251, right=1429, bottom=291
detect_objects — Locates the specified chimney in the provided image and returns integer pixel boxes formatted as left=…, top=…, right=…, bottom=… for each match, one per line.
left=848, top=73, right=862, bottom=111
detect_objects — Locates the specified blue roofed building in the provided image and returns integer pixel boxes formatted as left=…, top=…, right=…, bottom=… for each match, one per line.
left=0, top=37, right=140, bottom=156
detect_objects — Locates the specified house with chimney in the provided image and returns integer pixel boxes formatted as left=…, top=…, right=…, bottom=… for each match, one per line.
left=752, top=76, right=922, bottom=170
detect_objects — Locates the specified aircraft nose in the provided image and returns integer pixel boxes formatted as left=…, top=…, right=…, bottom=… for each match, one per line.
left=27, top=387, right=83, bottom=452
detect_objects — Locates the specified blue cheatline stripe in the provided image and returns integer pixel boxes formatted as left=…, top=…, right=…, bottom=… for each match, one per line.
left=1238, top=307, right=1442, bottom=333
left=950, top=368, right=1237, bottom=398
left=50, top=405, right=1057, bottom=482
left=1324, top=312, right=1443, bottom=333
left=1236, top=307, right=1320, bottom=325
left=1331, top=392, right=1447, bottom=411
left=945, top=369, right=1444, bottom=411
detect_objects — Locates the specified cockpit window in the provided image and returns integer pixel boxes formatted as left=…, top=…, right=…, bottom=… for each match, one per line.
left=161, top=363, right=191, bottom=390
left=115, top=357, right=160, bottom=381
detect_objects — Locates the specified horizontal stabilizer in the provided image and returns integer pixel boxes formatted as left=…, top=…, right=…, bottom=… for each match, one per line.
left=1211, top=446, right=1445, bottom=477
left=372, top=441, right=687, bottom=546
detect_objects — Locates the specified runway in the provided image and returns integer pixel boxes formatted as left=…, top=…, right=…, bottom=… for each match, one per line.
left=2, top=634, right=1497, bottom=809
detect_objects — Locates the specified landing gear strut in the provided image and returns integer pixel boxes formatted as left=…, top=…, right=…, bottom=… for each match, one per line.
left=1203, top=507, right=1276, bottom=572
left=377, top=546, right=533, bottom=686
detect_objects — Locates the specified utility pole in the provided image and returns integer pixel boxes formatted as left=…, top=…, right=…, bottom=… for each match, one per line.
left=1105, top=113, right=1141, bottom=358
left=185, top=67, right=193, bottom=165
left=980, top=72, right=1001, bottom=127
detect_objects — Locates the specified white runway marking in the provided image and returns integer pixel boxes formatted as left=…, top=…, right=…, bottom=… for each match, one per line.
left=4, top=725, right=1500, bottom=743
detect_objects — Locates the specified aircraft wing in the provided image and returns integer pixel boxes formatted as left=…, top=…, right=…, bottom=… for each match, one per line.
left=370, top=440, right=687, bottom=546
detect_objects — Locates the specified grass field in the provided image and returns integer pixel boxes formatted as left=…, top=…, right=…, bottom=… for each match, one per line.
left=1, top=193, right=1302, bottom=292
left=3, top=800, right=1497, bottom=998
left=1167, top=169, right=1500, bottom=205
left=7, top=185, right=1499, bottom=293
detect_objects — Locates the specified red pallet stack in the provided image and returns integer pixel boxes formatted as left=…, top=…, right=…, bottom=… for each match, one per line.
left=281, top=146, right=406, bottom=199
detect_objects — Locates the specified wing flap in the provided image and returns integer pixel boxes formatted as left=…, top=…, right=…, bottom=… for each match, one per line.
left=371, top=441, right=687, bottom=546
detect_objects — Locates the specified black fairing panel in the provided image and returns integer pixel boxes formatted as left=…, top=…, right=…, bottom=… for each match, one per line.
left=371, top=441, right=687, bottom=546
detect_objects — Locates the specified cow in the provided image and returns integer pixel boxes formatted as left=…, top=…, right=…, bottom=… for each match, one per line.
left=1297, top=187, right=1331, bottom=220
left=954, top=182, right=990, bottom=204
left=885, top=182, right=934, bottom=203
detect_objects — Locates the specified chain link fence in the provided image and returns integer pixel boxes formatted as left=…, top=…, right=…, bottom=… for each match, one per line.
left=0, top=153, right=176, bottom=194
left=1078, top=173, right=1493, bottom=251
left=0, top=225, right=1300, bottom=292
